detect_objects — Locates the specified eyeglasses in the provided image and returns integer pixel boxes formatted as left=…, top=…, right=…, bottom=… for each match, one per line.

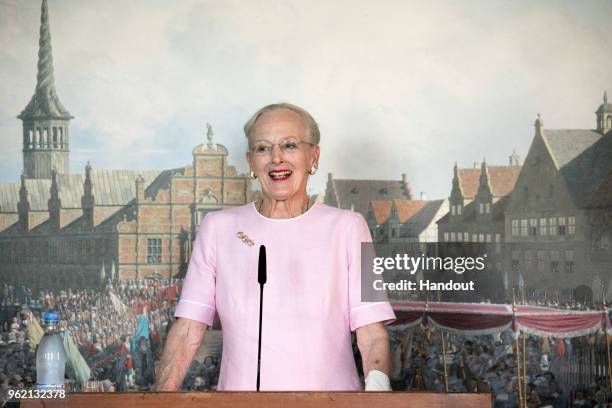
left=251, top=138, right=314, bottom=156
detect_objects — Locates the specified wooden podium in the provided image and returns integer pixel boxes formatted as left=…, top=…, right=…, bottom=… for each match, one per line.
left=21, top=391, right=491, bottom=407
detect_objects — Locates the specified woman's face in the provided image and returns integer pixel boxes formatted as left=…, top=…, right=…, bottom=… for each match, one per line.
left=246, top=109, right=319, bottom=202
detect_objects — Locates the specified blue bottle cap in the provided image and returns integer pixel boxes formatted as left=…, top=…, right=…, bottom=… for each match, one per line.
left=43, top=312, right=60, bottom=325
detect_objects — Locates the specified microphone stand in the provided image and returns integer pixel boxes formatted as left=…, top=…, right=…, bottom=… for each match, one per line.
left=256, top=245, right=267, bottom=391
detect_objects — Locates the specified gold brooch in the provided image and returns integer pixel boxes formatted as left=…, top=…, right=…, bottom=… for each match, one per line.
left=236, top=231, right=254, bottom=246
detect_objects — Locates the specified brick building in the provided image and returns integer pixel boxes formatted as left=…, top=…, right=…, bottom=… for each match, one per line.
left=437, top=156, right=522, bottom=301
left=324, top=173, right=413, bottom=218
left=0, top=0, right=252, bottom=290
left=367, top=199, right=448, bottom=244
left=504, top=96, right=612, bottom=299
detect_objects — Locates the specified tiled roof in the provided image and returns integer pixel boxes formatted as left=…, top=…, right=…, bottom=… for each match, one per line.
left=370, top=199, right=439, bottom=225
left=0, top=170, right=161, bottom=213
left=542, top=129, right=612, bottom=207
left=370, top=201, right=392, bottom=224
left=395, top=200, right=429, bottom=223
left=327, top=178, right=411, bottom=216
left=458, top=166, right=521, bottom=199
left=585, top=169, right=612, bottom=209
left=400, top=200, right=447, bottom=237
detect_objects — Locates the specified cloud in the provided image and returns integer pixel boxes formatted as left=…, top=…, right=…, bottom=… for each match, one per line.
left=1, top=0, right=612, bottom=199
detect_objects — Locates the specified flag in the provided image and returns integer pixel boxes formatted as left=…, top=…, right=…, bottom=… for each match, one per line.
left=131, top=314, right=150, bottom=351
left=100, top=262, right=106, bottom=285
left=63, top=330, right=91, bottom=388
left=109, top=291, right=127, bottom=315
left=26, top=311, right=44, bottom=347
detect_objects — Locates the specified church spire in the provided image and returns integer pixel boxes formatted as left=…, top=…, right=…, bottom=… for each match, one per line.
left=18, top=0, right=72, bottom=120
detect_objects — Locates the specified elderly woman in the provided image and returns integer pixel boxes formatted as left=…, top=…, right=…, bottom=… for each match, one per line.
left=155, top=103, right=395, bottom=391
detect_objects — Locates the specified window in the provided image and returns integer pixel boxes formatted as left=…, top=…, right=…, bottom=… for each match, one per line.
left=463, top=232, right=469, bottom=242
left=443, top=232, right=449, bottom=242
left=451, top=206, right=456, bottom=216
left=485, top=203, right=491, bottom=214
left=564, top=250, right=574, bottom=273
left=529, top=218, right=537, bottom=236
left=511, top=220, right=519, bottom=236
left=479, top=203, right=484, bottom=214
left=520, top=219, right=528, bottom=237
left=147, top=238, right=162, bottom=264
left=479, top=233, right=485, bottom=242
left=472, top=234, right=478, bottom=243
left=495, top=233, right=501, bottom=254
left=486, top=234, right=492, bottom=243
left=457, top=205, right=462, bottom=215
left=550, top=250, right=560, bottom=273
left=558, top=217, right=567, bottom=235
left=568, top=216, right=576, bottom=235
left=539, top=218, right=547, bottom=236
left=549, top=217, right=557, bottom=236
left=537, top=250, right=545, bottom=272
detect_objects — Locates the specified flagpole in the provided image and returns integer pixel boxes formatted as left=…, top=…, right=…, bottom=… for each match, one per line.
left=603, top=286, right=612, bottom=394
left=521, top=289, right=527, bottom=407
left=437, top=291, right=449, bottom=392
left=513, top=289, right=523, bottom=408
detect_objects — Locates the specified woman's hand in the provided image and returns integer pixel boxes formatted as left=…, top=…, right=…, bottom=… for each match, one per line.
left=356, top=322, right=391, bottom=391
left=154, top=317, right=207, bottom=391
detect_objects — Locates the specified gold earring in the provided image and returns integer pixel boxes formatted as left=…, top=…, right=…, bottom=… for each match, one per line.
left=249, top=169, right=257, bottom=179
left=308, top=164, right=317, bottom=176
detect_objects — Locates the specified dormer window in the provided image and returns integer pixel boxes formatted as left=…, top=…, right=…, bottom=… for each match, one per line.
left=479, top=203, right=484, bottom=214
left=380, top=188, right=388, bottom=195
left=350, top=187, right=359, bottom=194
left=485, top=203, right=490, bottom=214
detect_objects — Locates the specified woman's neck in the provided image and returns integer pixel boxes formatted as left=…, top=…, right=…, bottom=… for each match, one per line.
left=258, top=194, right=312, bottom=219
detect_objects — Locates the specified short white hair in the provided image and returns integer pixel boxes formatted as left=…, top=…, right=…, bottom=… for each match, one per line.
left=243, top=102, right=320, bottom=149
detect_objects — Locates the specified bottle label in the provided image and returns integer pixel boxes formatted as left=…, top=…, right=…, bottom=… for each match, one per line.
left=36, top=383, right=65, bottom=390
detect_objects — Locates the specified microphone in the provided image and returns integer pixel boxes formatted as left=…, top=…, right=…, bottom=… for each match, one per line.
left=256, top=245, right=266, bottom=391
left=258, top=245, right=267, bottom=285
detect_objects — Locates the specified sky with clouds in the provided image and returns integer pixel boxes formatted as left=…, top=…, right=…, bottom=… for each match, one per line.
left=1, top=0, right=612, bottom=199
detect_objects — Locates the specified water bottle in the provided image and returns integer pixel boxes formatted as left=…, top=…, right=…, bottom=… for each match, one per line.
left=36, top=312, right=67, bottom=390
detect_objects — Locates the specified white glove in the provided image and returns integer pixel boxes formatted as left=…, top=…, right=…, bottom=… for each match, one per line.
left=364, top=369, right=391, bottom=391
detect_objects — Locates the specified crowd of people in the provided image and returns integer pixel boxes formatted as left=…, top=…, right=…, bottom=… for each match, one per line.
left=0, top=280, right=223, bottom=400
left=2, top=281, right=612, bottom=406
left=387, top=325, right=612, bottom=407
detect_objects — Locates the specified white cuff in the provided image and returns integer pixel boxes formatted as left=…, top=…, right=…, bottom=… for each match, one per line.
left=364, top=369, right=391, bottom=391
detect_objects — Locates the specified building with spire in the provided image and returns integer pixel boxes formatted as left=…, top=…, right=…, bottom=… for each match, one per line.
left=19, top=0, right=73, bottom=180
left=436, top=154, right=522, bottom=301
left=0, top=1, right=253, bottom=290
left=504, top=95, right=612, bottom=300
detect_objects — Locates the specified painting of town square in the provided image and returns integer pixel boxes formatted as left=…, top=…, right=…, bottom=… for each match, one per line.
left=1, top=1, right=612, bottom=406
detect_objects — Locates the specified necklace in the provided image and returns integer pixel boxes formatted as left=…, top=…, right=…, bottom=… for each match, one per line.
left=258, top=197, right=311, bottom=218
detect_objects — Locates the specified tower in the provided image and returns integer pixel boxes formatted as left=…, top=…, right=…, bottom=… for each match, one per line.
left=596, top=91, right=612, bottom=135
left=18, top=0, right=73, bottom=179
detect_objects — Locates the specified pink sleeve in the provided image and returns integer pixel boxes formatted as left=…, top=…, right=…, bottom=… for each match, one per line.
left=174, top=212, right=217, bottom=326
left=347, top=212, right=396, bottom=331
